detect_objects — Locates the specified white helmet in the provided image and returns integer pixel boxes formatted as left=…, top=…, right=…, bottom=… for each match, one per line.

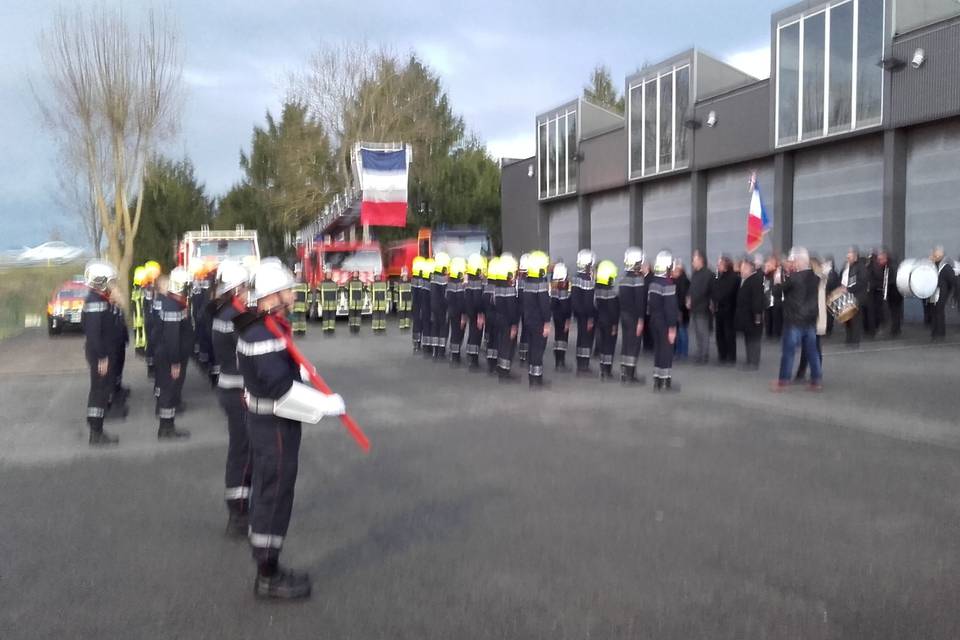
left=653, top=251, right=673, bottom=276
left=83, top=260, right=118, bottom=291
left=518, top=253, right=531, bottom=273
left=624, top=247, right=645, bottom=270
left=216, top=260, right=249, bottom=297
left=552, top=262, right=568, bottom=281
left=168, top=266, right=191, bottom=294
left=576, top=249, right=596, bottom=270
left=251, top=261, right=296, bottom=302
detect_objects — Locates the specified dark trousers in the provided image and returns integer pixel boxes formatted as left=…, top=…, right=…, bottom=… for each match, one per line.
left=861, top=300, right=876, bottom=338
left=742, top=330, right=762, bottom=368
left=887, top=300, right=903, bottom=337
left=247, top=414, right=301, bottom=566
left=552, top=313, right=570, bottom=355
left=156, top=355, right=187, bottom=421
left=466, top=313, right=483, bottom=356
left=432, top=311, right=449, bottom=350
left=113, top=346, right=126, bottom=390
left=574, top=315, right=594, bottom=367
left=642, top=316, right=654, bottom=352
left=651, top=320, right=674, bottom=378
left=525, top=322, right=546, bottom=377
left=411, top=301, right=422, bottom=344
left=619, top=314, right=641, bottom=368
left=598, top=323, right=617, bottom=366
left=420, top=307, right=433, bottom=349
left=218, top=388, right=251, bottom=513
left=448, top=312, right=465, bottom=356
left=715, top=313, right=737, bottom=363
left=931, top=301, right=948, bottom=338
left=796, top=335, right=823, bottom=379
left=485, top=317, right=499, bottom=363
left=86, top=356, right=111, bottom=429
left=844, top=315, right=862, bottom=345
left=497, top=324, right=517, bottom=371
left=691, top=311, right=711, bottom=363
left=765, top=305, right=783, bottom=339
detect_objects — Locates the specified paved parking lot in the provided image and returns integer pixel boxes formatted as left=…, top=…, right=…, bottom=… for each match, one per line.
left=0, top=324, right=958, bottom=639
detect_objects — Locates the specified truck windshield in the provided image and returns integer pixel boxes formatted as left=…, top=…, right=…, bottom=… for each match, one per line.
left=195, top=239, right=256, bottom=259
left=323, top=250, right=382, bottom=272
left=433, top=236, right=490, bottom=258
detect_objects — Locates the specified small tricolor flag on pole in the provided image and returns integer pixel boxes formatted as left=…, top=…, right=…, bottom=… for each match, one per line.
left=359, top=147, right=409, bottom=227
left=746, top=172, right=771, bottom=252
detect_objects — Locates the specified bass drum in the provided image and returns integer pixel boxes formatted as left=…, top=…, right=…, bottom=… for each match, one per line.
left=897, top=258, right=938, bottom=299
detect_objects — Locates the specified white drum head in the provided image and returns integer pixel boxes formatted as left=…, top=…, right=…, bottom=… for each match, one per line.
left=910, top=260, right=938, bottom=299
left=896, top=258, right=915, bottom=298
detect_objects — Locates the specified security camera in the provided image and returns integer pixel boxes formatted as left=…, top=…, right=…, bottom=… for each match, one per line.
left=706, top=111, right=717, bottom=128
left=911, top=48, right=925, bottom=69
left=527, top=164, right=534, bottom=178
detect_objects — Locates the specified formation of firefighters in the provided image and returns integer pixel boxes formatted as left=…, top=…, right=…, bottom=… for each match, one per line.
left=82, top=256, right=348, bottom=600
left=409, top=247, right=680, bottom=390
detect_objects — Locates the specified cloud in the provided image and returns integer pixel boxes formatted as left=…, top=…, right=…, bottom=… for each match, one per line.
left=724, top=46, right=771, bottom=80
left=485, top=131, right=535, bottom=162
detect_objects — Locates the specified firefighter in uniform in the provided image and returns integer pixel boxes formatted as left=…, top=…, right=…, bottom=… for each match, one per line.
left=347, top=271, right=364, bottom=334
left=291, top=278, right=309, bottom=335
left=516, top=253, right=530, bottom=363
left=191, top=265, right=214, bottom=372
left=484, top=257, right=503, bottom=374
left=236, top=260, right=346, bottom=600
left=142, top=261, right=161, bottom=378
left=446, top=257, right=467, bottom=364
left=132, top=266, right=147, bottom=354
left=495, top=254, right=521, bottom=382
left=430, top=252, right=451, bottom=360
left=155, top=267, right=193, bottom=439
left=618, top=247, right=647, bottom=384
left=595, top=260, right=620, bottom=381
left=83, top=260, right=121, bottom=446
left=397, top=267, right=413, bottom=331
left=464, top=254, right=487, bottom=371
left=108, top=285, right=131, bottom=413
left=649, top=251, right=679, bottom=391
left=210, top=260, right=253, bottom=538
left=419, top=258, right=435, bottom=358
left=550, top=262, right=572, bottom=371
left=410, top=256, right=426, bottom=350
left=320, top=271, right=338, bottom=335
left=572, top=249, right=598, bottom=375
left=371, top=277, right=388, bottom=333
left=521, top=251, right=551, bottom=388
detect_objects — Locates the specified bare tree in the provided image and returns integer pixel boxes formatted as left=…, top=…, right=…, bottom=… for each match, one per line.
left=35, top=6, right=183, bottom=307
left=53, top=136, right=105, bottom=256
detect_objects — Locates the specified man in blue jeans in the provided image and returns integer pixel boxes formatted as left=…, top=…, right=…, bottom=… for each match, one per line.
left=773, top=247, right=822, bottom=391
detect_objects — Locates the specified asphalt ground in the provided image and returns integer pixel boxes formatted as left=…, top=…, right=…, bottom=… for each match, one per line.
left=0, top=320, right=959, bottom=639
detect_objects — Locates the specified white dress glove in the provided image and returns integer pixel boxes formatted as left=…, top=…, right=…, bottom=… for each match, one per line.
left=320, top=393, right=346, bottom=416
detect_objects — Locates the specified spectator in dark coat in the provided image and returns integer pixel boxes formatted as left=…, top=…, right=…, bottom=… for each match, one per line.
left=735, top=258, right=765, bottom=370
left=712, top=256, right=739, bottom=365
left=687, top=250, right=714, bottom=364
left=672, top=259, right=690, bottom=359
left=774, top=247, right=822, bottom=391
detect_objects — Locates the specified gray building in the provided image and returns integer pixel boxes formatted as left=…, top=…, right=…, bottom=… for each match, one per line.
left=501, top=0, right=960, bottom=275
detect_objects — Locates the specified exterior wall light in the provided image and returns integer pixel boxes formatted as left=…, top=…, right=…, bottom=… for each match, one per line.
left=706, top=111, right=718, bottom=128
left=912, top=48, right=926, bottom=69
left=527, top=164, right=534, bottom=178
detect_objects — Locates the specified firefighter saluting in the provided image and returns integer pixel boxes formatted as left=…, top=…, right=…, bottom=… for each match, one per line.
left=236, top=260, right=346, bottom=600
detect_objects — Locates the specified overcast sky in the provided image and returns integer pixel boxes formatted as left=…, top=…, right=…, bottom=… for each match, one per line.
left=0, top=0, right=783, bottom=249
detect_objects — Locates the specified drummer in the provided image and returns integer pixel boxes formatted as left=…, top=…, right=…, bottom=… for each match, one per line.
left=840, top=246, right=868, bottom=346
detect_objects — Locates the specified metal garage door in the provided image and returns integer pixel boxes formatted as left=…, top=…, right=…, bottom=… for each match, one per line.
left=590, top=189, right=629, bottom=264
left=793, top=135, right=882, bottom=263
left=905, top=119, right=960, bottom=260
left=642, top=176, right=692, bottom=267
left=706, top=161, right=775, bottom=262
left=547, top=201, right=579, bottom=266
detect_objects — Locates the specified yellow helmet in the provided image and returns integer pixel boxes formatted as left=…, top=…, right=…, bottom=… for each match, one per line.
left=500, top=255, right=518, bottom=280
left=596, top=260, right=618, bottom=286
left=143, top=260, right=161, bottom=283
left=449, top=256, right=467, bottom=279
left=411, top=256, right=426, bottom=279
left=421, top=258, right=435, bottom=278
left=433, top=251, right=451, bottom=274
left=527, top=250, right=550, bottom=278
left=487, top=256, right=504, bottom=281
left=466, top=253, right=487, bottom=277
left=133, top=266, right=147, bottom=286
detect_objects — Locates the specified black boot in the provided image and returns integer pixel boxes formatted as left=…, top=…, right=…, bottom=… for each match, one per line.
left=413, top=341, right=421, bottom=353
left=557, top=351, right=569, bottom=372
left=451, top=352, right=461, bottom=366
left=254, top=565, right=312, bottom=600
left=600, top=363, right=614, bottom=380
left=209, top=372, right=219, bottom=388
left=147, top=364, right=155, bottom=379
left=487, top=358, right=498, bottom=375
left=422, top=345, right=433, bottom=359
left=467, top=354, right=480, bottom=371
left=664, top=377, right=679, bottom=392
left=653, top=377, right=664, bottom=392
left=498, top=366, right=517, bottom=383
left=576, top=358, right=593, bottom=377
left=528, top=374, right=548, bottom=389
left=621, top=365, right=645, bottom=385
left=88, top=419, right=119, bottom=446
left=433, top=346, right=445, bottom=361
left=158, top=418, right=190, bottom=440
left=225, top=507, right=249, bottom=539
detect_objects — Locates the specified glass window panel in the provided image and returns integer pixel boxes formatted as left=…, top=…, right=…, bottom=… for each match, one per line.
left=629, top=85, right=643, bottom=176
left=659, top=72, right=673, bottom=169
left=802, top=12, right=826, bottom=139
left=778, top=22, right=800, bottom=144
left=547, top=118, right=557, bottom=197
left=828, top=1, right=854, bottom=133
left=674, top=67, right=689, bottom=168
left=567, top=111, right=577, bottom=191
left=643, top=80, right=657, bottom=174
left=856, top=0, right=883, bottom=126
left=538, top=122, right=547, bottom=198
left=557, top=115, right=567, bottom=194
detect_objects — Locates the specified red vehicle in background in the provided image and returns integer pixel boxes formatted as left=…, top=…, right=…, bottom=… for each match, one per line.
left=298, top=238, right=385, bottom=318
left=383, top=225, right=492, bottom=286
left=47, top=277, right=88, bottom=335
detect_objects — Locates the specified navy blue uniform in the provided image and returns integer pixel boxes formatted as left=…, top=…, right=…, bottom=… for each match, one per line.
left=648, top=275, right=679, bottom=382
left=142, top=285, right=157, bottom=375
left=495, top=281, right=520, bottom=376
left=429, top=272, right=449, bottom=355
left=237, top=313, right=302, bottom=572
left=521, top=275, right=551, bottom=380
left=155, top=293, right=193, bottom=426
left=411, top=274, right=424, bottom=350
left=618, top=271, right=647, bottom=376
left=550, top=278, right=572, bottom=369
left=83, top=289, right=115, bottom=430
left=595, top=282, right=620, bottom=373
left=516, top=273, right=528, bottom=362
left=571, top=270, right=596, bottom=372
left=483, top=280, right=499, bottom=373
left=419, top=275, right=433, bottom=355
left=445, top=277, right=466, bottom=361
left=212, top=296, right=252, bottom=519
left=464, top=275, right=485, bottom=367
left=109, top=302, right=129, bottom=406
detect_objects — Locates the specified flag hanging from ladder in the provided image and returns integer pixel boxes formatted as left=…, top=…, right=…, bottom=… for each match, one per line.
left=359, top=148, right=409, bottom=227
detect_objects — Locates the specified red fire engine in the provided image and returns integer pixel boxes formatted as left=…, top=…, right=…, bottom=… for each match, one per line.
left=297, top=237, right=385, bottom=318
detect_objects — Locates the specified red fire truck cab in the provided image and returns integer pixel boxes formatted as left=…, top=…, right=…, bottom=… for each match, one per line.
left=299, top=238, right=385, bottom=318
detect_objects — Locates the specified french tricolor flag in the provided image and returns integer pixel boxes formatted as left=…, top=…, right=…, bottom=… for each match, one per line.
left=745, top=177, right=771, bottom=253
left=359, top=148, right=409, bottom=227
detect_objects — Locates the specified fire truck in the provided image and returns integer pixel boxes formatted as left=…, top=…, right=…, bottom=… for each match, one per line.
left=177, top=226, right=261, bottom=274
left=298, top=238, right=385, bottom=318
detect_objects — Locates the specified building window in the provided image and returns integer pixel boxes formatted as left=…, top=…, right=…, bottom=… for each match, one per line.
left=776, top=0, right=885, bottom=147
left=629, top=63, right=690, bottom=178
left=536, top=108, right=578, bottom=199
